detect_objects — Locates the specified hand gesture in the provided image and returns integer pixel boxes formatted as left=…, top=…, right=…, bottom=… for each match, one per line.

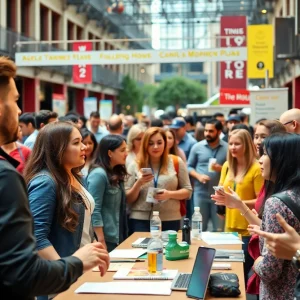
left=73, top=242, right=110, bottom=276
left=250, top=213, right=300, bottom=260
left=247, top=224, right=260, bottom=235
left=211, top=186, right=243, bottom=209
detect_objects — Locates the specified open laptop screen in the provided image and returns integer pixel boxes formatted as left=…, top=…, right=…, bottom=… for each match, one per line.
left=186, top=246, right=216, bottom=299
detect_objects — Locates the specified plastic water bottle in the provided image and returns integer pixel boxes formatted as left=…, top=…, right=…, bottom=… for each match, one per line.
left=147, top=231, right=163, bottom=274
left=150, top=211, right=162, bottom=237
left=191, top=207, right=202, bottom=239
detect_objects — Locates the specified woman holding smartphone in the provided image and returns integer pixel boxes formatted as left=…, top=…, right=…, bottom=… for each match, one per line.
left=211, top=129, right=264, bottom=285
left=126, top=127, right=192, bottom=233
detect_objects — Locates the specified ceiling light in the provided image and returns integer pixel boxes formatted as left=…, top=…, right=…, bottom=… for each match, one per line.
left=261, top=9, right=267, bottom=14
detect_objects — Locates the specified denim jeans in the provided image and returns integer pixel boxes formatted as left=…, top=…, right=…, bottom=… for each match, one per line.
left=194, top=194, right=224, bottom=232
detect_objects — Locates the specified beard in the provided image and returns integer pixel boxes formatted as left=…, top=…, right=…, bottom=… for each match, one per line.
left=205, top=135, right=218, bottom=144
left=0, top=107, right=18, bottom=145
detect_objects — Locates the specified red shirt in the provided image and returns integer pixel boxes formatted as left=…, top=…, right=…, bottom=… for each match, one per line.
left=7, top=144, right=31, bottom=174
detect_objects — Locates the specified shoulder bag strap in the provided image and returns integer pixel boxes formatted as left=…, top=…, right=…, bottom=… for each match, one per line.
left=171, top=154, right=179, bottom=176
left=273, top=192, right=300, bottom=222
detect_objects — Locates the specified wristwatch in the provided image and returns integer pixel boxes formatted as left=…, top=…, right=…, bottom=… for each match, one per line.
left=292, top=250, right=300, bottom=271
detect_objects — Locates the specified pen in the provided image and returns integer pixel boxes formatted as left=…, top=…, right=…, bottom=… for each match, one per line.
left=111, top=260, right=145, bottom=263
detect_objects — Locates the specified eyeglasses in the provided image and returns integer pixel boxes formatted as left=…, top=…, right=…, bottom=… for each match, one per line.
left=283, top=120, right=294, bottom=125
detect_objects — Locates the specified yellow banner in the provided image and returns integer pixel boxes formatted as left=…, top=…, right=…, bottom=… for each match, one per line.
left=247, top=24, right=273, bottom=79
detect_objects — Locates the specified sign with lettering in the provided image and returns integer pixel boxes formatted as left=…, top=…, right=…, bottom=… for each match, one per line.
left=250, top=88, right=288, bottom=125
left=220, top=16, right=247, bottom=90
left=220, top=88, right=250, bottom=105
left=73, top=42, right=92, bottom=84
left=247, top=25, right=274, bottom=79
left=15, top=47, right=247, bottom=66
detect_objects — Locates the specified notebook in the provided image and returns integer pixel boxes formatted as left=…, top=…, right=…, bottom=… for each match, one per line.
left=109, top=249, right=147, bottom=259
left=171, top=246, right=216, bottom=299
left=113, top=268, right=178, bottom=280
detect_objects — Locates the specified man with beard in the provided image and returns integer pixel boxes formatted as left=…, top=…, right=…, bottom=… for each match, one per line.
left=188, top=119, right=228, bottom=232
left=0, top=57, right=110, bottom=299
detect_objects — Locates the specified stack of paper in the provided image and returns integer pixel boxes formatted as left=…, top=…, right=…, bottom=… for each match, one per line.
left=75, top=282, right=172, bottom=295
left=201, top=232, right=244, bottom=245
left=214, top=249, right=245, bottom=262
left=113, top=268, right=178, bottom=280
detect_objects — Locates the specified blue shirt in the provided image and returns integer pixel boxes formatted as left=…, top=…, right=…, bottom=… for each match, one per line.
left=24, top=130, right=39, bottom=149
left=188, top=139, right=228, bottom=201
left=178, top=132, right=197, bottom=159
left=89, top=127, right=108, bottom=143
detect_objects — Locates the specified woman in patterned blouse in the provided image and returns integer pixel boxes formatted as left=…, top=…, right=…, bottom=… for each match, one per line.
left=251, top=133, right=300, bottom=300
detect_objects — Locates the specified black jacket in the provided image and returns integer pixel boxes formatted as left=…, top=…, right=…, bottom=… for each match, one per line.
left=0, top=151, right=83, bottom=299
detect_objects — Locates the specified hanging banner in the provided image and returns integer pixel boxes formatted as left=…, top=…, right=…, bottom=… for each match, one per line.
left=220, top=88, right=250, bottom=105
left=73, top=42, right=92, bottom=84
left=52, top=93, right=66, bottom=116
left=250, top=88, right=288, bottom=125
left=220, top=16, right=247, bottom=90
left=15, top=47, right=247, bottom=66
left=247, top=24, right=274, bottom=79
left=99, top=100, right=113, bottom=121
left=83, top=97, right=97, bottom=119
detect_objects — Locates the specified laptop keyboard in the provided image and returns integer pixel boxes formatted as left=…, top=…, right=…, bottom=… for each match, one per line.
left=174, top=273, right=191, bottom=289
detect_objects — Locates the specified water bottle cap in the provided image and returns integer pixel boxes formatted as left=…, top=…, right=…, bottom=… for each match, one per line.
left=168, top=232, right=177, bottom=239
left=194, top=207, right=200, bottom=212
left=184, top=218, right=190, bottom=223
left=153, top=211, right=159, bottom=216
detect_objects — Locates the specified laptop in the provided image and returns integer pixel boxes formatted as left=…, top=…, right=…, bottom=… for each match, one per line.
left=171, top=246, right=216, bottom=299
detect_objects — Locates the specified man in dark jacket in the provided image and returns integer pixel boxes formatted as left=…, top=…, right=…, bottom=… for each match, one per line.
left=0, top=56, right=110, bottom=299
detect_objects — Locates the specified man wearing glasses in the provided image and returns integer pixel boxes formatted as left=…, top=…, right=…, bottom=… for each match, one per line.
left=280, top=109, right=300, bottom=133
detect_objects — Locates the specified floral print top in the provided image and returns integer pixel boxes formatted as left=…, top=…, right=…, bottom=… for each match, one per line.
left=254, top=190, right=300, bottom=300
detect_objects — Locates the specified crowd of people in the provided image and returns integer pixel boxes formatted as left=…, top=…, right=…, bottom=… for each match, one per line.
left=2, top=56, right=300, bottom=300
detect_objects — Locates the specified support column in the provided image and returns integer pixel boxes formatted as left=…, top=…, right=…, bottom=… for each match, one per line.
left=293, top=76, right=300, bottom=108
left=16, top=0, right=21, bottom=33
left=23, top=77, right=40, bottom=112
left=76, top=89, right=88, bottom=115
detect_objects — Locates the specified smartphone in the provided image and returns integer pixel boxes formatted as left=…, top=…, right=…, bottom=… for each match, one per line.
left=155, top=189, right=164, bottom=195
left=141, top=168, right=152, bottom=175
left=213, top=186, right=224, bottom=192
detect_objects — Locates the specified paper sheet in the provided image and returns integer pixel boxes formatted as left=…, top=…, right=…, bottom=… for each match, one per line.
left=109, top=249, right=147, bottom=259
left=201, top=232, right=244, bottom=245
left=93, top=263, right=135, bottom=272
left=75, top=281, right=172, bottom=295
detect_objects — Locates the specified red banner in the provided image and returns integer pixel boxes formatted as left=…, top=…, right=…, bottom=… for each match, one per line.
left=220, top=16, right=247, bottom=90
left=219, top=88, right=250, bottom=105
left=73, top=42, right=92, bottom=84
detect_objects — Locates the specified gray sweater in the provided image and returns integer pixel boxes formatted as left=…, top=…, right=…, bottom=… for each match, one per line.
left=125, top=156, right=192, bottom=221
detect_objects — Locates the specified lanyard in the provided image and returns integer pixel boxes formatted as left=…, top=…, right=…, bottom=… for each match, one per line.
left=212, top=146, right=220, bottom=159
left=150, top=164, right=161, bottom=188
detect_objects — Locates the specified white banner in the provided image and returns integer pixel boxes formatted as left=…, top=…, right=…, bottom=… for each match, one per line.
left=250, top=88, right=288, bottom=125
left=15, top=47, right=247, bottom=66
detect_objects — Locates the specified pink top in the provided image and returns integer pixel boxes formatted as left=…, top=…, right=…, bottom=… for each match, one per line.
left=254, top=185, right=265, bottom=212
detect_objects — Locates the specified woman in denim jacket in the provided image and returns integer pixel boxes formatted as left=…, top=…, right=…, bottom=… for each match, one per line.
left=24, top=122, right=96, bottom=299
left=87, top=135, right=128, bottom=252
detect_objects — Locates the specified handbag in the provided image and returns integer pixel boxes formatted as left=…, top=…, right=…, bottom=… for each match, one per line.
left=209, top=273, right=241, bottom=297
left=171, top=155, right=186, bottom=217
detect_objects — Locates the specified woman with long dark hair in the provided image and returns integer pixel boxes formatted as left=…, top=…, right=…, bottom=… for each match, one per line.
left=247, top=133, right=300, bottom=300
left=24, top=122, right=97, bottom=300
left=87, top=134, right=128, bottom=252
left=80, top=128, right=98, bottom=176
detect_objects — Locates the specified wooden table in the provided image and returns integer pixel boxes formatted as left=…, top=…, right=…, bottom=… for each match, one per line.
left=56, top=232, right=246, bottom=300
